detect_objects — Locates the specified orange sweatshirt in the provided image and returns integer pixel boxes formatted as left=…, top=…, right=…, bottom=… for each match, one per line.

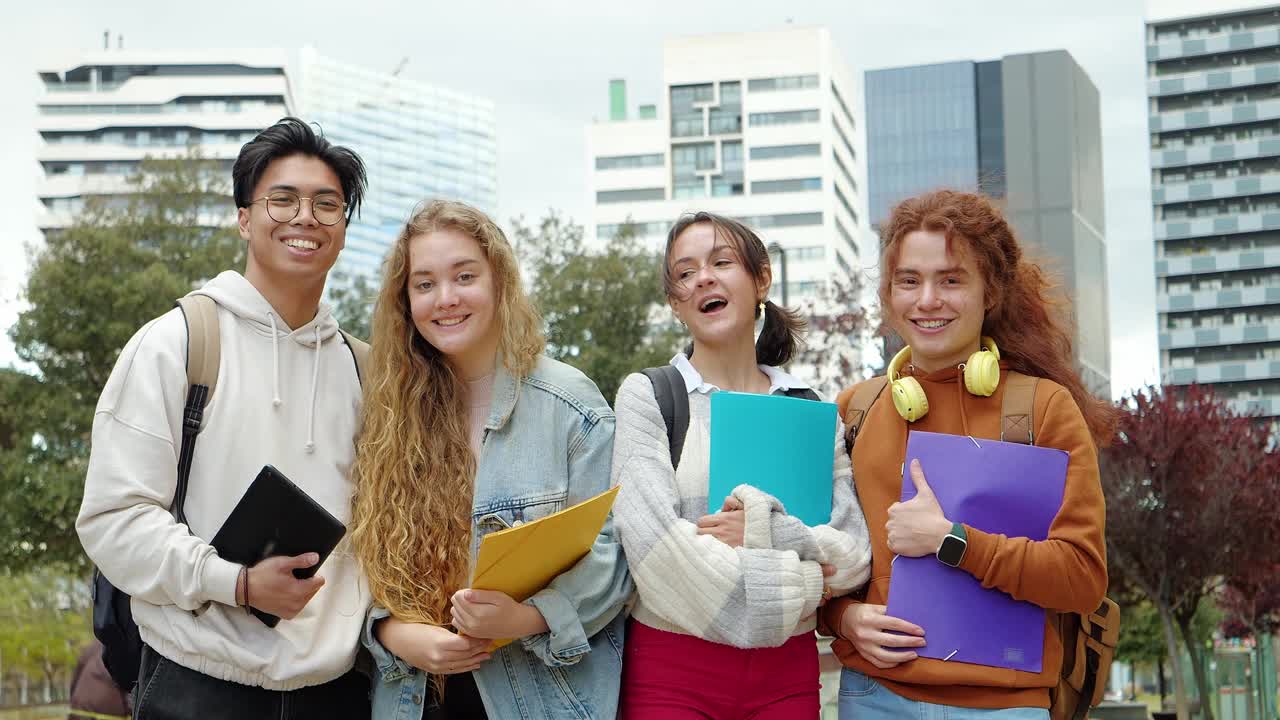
left=820, top=365, right=1107, bottom=710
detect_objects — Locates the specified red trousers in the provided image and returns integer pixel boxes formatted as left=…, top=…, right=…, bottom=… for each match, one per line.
left=620, top=620, right=820, bottom=719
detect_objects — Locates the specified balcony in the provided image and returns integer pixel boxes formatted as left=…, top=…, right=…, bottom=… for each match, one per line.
left=1151, top=137, right=1280, bottom=169
left=1149, top=62, right=1280, bottom=97
left=1165, top=358, right=1280, bottom=385
left=1153, top=174, right=1280, bottom=204
left=1148, top=26, right=1280, bottom=62
left=1159, top=284, right=1280, bottom=313
left=1155, top=209, right=1280, bottom=241
left=1156, top=247, right=1280, bottom=277
left=1159, top=321, right=1280, bottom=349
left=1150, top=98, right=1280, bottom=133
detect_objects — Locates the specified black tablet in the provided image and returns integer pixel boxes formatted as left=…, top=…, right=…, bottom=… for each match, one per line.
left=211, top=465, right=346, bottom=627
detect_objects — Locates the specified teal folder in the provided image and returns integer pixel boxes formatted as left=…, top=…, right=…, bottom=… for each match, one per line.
left=708, top=391, right=837, bottom=526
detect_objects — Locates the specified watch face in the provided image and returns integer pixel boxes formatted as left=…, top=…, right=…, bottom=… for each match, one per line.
left=938, top=535, right=966, bottom=567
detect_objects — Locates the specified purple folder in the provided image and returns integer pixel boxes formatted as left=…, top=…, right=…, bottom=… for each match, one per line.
left=885, top=431, right=1067, bottom=673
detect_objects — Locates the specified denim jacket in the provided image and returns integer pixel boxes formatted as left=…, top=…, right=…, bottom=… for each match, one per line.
left=365, top=356, right=633, bottom=719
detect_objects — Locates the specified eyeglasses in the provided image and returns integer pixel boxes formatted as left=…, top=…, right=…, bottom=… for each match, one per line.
left=251, top=190, right=347, bottom=226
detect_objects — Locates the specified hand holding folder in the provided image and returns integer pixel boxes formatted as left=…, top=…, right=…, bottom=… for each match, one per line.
left=466, top=485, right=620, bottom=647
left=885, top=431, right=1067, bottom=672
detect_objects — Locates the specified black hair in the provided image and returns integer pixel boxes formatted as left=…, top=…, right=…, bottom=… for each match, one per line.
left=662, top=211, right=806, bottom=367
left=232, top=117, right=367, bottom=221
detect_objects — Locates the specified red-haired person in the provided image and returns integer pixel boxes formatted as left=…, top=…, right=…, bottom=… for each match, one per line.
left=823, top=190, right=1118, bottom=720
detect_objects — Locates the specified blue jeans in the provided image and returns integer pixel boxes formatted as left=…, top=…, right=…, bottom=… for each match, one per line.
left=837, top=669, right=1050, bottom=720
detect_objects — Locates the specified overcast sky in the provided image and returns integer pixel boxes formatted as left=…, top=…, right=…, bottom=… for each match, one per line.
left=1, top=0, right=1265, bottom=398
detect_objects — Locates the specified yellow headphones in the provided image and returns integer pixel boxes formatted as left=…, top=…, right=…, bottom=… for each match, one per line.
left=887, top=336, right=1002, bottom=422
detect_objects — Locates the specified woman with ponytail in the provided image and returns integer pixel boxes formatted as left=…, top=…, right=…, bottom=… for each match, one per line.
left=351, top=200, right=631, bottom=719
left=610, top=211, right=872, bottom=718
left=821, top=190, right=1118, bottom=719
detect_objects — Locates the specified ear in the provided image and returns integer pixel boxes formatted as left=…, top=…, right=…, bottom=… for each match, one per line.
left=238, top=206, right=252, bottom=241
left=756, top=264, right=772, bottom=303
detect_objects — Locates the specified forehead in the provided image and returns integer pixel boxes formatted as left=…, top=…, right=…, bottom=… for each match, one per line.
left=253, top=154, right=343, bottom=197
left=408, top=227, right=487, bottom=271
left=671, top=222, right=735, bottom=260
left=894, top=229, right=977, bottom=272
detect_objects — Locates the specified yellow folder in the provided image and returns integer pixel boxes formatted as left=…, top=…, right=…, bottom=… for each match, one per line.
left=469, top=485, right=621, bottom=647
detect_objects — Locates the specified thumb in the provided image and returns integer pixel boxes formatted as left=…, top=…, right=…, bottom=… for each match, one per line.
left=908, top=459, right=934, bottom=499
left=462, top=589, right=507, bottom=605
left=282, top=553, right=321, bottom=570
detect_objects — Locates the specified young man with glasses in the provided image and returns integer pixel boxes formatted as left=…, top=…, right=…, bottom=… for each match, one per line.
left=78, top=118, right=373, bottom=719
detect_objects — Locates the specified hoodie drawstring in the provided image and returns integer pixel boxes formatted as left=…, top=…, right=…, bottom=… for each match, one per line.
left=267, top=312, right=282, bottom=408
left=305, top=326, right=321, bottom=454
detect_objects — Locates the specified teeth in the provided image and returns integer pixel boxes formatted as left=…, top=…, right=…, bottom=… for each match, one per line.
left=700, top=298, right=725, bottom=311
left=916, top=319, right=950, bottom=329
left=284, top=238, right=319, bottom=250
left=436, top=317, right=466, bottom=327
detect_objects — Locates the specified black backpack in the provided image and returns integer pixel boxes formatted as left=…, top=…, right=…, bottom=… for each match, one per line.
left=91, top=295, right=369, bottom=691
left=639, top=364, right=819, bottom=471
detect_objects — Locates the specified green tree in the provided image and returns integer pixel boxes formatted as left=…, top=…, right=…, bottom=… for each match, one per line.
left=2, top=150, right=244, bottom=572
left=515, top=214, right=682, bottom=405
left=328, top=270, right=377, bottom=342
left=1116, top=600, right=1169, bottom=700
left=0, top=567, right=93, bottom=704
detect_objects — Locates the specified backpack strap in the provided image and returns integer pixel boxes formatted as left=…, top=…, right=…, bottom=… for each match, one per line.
left=1000, top=371, right=1038, bottom=445
left=173, top=296, right=221, bottom=526
left=339, top=330, right=370, bottom=386
left=838, top=376, right=889, bottom=451
left=176, top=296, right=220, bottom=403
left=640, top=365, right=690, bottom=472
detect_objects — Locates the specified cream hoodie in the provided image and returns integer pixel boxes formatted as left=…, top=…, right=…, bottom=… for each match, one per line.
left=77, top=271, right=370, bottom=690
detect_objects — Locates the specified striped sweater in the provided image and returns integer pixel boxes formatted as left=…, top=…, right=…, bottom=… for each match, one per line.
left=611, top=371, right=872, bottom=649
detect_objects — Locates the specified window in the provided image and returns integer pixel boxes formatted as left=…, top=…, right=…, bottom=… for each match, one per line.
left=671, top=83, right=713, bottom=138
left=709, top=81, right=742, bottom=135
left=752, top=177, right=822, bottom=194
left=711, top=140, right=745, bottom=197
left=748, top=74, right=819, bottom=92
left=735, top=212, right=823, bottom=229
left=597, top=188, right=664, bottom=203
left=833, top=150, right=857, bottom=193
left=834, top=184, right=859, bottom=224
left=598, top=221, right=669, bottom=239
left=835, top=217, right=859, bottom=258
left=750, top=143, right=820, bottom=160
left=749, top=109, right=820, bottom=127
left=787, top=246, right=826, bottom=261
left=831, top=81, right=856, bottom=130
left=596, top=153, right=664, bottom=170
left=833, top=121, right=857, bottom=165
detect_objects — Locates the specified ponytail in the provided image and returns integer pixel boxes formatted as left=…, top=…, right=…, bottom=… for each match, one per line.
left=755, top=300, right=806, bottom=367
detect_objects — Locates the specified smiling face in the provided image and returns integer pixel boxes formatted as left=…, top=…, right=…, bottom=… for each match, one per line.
left=888, top=229, right=987, bottom=373
left=238, top=154, right=346, bottom=291
left=406, top=226, right=500, bottom=378
left=667, top=221, right=769, bottom=350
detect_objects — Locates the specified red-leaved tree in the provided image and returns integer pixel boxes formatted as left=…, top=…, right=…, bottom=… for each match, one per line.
left=1101, top=384, right=1280, bottom=720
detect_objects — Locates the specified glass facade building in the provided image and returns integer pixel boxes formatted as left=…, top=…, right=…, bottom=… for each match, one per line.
left=866, top=61, right=1008, bottom=229
left=866, top=52, right=1110, bottom=395
left=298, top=48, right=497, bottom=284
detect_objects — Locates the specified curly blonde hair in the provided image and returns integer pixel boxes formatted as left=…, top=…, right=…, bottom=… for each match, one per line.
left=350, top=200, right=544, bottom=690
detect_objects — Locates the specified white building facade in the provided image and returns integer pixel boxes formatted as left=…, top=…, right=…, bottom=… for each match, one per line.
left=1148, top=4, right=1280, bottom=421
left=587, top=28, right=870, bottom=308
left=35, top=49, right=292, bottom=232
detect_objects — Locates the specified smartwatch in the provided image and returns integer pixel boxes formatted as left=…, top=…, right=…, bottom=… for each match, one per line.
left=936, top=522, right=967, bottom=568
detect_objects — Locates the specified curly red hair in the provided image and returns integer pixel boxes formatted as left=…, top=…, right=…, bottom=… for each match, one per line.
left=879, top=190, right=1118, bottom=445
